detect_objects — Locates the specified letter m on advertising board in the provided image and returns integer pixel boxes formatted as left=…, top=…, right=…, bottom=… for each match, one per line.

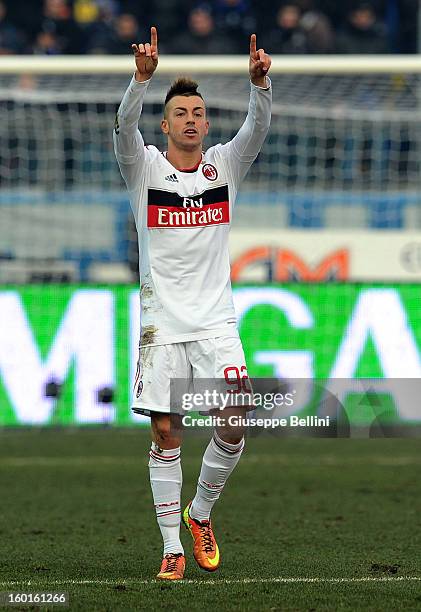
left=0, top=290, right=114, bottom=424
left=231, top=247, right=349, bottom=282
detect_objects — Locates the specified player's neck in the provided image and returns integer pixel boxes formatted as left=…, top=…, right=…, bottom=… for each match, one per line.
left=166, top=146, right=202, bottom=172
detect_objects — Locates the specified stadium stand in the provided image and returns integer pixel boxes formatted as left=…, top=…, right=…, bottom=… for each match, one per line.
left=0, top=0, right=417, bottom=55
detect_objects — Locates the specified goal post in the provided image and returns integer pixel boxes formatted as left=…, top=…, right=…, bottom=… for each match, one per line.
left=1, top=54, right=421, bottom=74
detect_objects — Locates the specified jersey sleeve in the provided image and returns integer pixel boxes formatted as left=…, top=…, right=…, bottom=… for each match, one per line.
left=215, top=78, right=272, bottom=187
left=113, top=75, right=151, bottom=196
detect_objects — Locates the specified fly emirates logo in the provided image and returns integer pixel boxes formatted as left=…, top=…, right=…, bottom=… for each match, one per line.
left=147, top=185, right=230, bottom=229
left=158, top=201, right=224, bottom=227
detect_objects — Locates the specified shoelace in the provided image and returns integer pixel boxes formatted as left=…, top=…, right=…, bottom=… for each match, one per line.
left=199, top=522, right=214, bottom=553
left=163, top=553, right=182, bottom=572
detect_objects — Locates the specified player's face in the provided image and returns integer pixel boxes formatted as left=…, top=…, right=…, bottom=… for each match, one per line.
left=161, top=95, right=209, bottom=151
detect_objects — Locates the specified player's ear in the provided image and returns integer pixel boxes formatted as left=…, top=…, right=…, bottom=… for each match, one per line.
left=161, top=118, right=169, bottom=135
left=204, top=119, right=209, bottom=136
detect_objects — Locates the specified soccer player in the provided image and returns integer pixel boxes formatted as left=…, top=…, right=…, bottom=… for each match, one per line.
left=114, top=26, right=271, bottom=580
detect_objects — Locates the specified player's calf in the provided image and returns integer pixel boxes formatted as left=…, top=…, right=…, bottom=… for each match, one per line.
left=151, top=412, right=183, bottom=449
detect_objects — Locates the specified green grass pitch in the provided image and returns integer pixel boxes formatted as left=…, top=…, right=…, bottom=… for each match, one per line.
left=0, top=429, right=420, bottom=611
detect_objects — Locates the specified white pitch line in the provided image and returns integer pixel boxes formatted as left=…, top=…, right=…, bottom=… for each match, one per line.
left=0, top=576, right=420, bottom=587
left=1, top=455, right=421, bottom=467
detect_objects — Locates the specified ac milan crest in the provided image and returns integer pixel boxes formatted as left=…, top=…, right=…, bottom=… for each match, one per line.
left=202, top=164, right=218, bottom=181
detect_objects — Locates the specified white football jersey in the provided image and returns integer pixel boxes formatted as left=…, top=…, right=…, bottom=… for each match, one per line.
left=114, top=76, right=271, bottom=346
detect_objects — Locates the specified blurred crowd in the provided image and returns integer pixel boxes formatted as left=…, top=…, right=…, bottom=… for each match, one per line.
left=0, top=0, right=417, bottom=55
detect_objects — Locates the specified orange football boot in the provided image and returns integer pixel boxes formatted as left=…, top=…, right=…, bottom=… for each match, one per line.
left=182, top=502, right=220, bottom=571
left=156, top=553, right=186, bottom=580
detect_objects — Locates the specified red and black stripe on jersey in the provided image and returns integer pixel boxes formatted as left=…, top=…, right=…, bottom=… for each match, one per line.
left=147, top=185, right=229, bottom=228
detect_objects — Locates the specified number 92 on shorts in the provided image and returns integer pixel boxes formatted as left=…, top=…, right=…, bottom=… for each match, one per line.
left=131, top=334, right=251, bottom=417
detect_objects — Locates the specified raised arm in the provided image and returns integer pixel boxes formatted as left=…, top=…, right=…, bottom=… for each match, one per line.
left=113, top=27, right=159, bottom=193
left=219, top=34, right=272, bottom=182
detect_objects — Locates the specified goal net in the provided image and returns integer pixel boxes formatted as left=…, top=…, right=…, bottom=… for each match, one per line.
left=0, top=55, right=420, bottom=282
left=0, top=56, right=420, bottom=427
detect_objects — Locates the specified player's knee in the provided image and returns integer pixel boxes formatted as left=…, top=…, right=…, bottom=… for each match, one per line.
left=218, top=431, right=244, bottom=445
left=216, top=421, right=245, bottom=445
left=151, top=413, right=182, bottom=448
left=216, top=407, right=247, bottom=444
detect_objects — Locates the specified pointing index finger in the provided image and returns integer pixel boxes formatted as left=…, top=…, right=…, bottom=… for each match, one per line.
left=151, top=26, right=158, bottom=49
left=250, top=33, right=257, bottom=58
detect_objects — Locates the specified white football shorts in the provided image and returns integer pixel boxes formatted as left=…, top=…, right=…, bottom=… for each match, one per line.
left=131, top=333, right=249, bottom=416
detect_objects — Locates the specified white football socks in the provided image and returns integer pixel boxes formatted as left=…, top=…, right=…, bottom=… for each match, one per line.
left=148, top=442, right=184, bottom=556
left=190, top=431, right=245, bottom=523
